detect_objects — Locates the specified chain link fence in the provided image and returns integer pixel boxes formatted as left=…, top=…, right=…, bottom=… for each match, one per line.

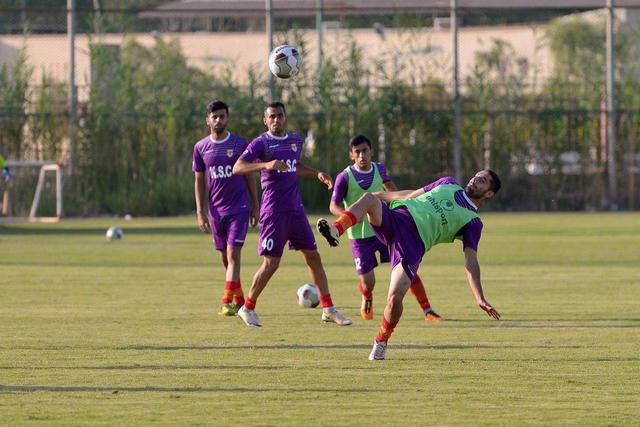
left=1, top=2, right=639, bottom=215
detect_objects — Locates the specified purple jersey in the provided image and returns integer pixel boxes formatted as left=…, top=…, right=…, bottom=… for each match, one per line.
left=422, top=176, right=483, bottom=251
left=240, top=131, right=305, bottom=213
left=331, top=162, right=391, bottom=204
left=192, top=133, right=250, bottom=215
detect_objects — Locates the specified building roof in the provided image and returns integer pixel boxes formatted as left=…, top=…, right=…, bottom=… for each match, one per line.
left=141, top=0, right=640, bottom=18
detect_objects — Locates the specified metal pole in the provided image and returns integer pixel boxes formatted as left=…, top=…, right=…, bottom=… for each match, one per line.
left=606, top=0, right=617, bottom=209
left=67, top=0, right=77, bottom=177
left=316, top=0, right=324, bottom=75
left=56, top=165, right=63, bottom=217
left=93, top=0, right=103, bottom=35
left=451, top=0, right=462, bottom=183
left=266, top=0, right=274, bottom=100
left=20, top=0, right=26, bottom=30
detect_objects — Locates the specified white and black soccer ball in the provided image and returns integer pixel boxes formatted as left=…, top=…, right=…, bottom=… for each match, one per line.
left=268, top=44, right=302, bottom=79
left=297, top=283, right=320, bottom=308
left=106, top=226, right=124, bottom=241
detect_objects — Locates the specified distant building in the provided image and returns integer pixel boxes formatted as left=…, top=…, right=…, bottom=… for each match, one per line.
left=139, top=0, right=593, bottom=32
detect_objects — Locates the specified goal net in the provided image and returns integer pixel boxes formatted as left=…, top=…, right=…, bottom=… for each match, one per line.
left=1, top=160, right=63, bottom=222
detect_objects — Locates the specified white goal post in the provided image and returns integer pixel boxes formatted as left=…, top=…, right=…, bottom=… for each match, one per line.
left=6, top=160, right=63, bottom=222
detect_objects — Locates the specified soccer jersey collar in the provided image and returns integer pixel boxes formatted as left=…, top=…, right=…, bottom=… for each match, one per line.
left=461, top=191, right=478, bottom=211
left=267, top=131, right=289, bottom=140
left=209, top=132, right=231, bottom=144
left=352, top=164, right=373, bottom=174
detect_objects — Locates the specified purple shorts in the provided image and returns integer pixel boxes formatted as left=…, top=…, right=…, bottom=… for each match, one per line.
left=258, top=209, right=317, bottom=257
left=210, top=210, right=249, bottom=251
left=350, top=236, right=390, bottom=275
left=371, top=204, right=425, bottom=281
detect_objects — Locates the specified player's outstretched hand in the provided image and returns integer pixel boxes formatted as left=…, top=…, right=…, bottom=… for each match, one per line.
left=478, top=299, right=500, bottom=320
left=318, top=172, right=333, bottom=190
left=197, top=211, right=211, bottom=234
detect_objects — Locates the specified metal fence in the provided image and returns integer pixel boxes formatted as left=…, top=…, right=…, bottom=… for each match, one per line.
left=1, top=1, right=639, bottom=215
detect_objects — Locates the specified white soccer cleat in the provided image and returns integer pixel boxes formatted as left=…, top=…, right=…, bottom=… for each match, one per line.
left=368, top=340, right=387, bottom=360
left=316, top=218, right=340, bottom=247
left=237, top=306, right=262, bottom=327
left=321, top=307, right=352, bottom=326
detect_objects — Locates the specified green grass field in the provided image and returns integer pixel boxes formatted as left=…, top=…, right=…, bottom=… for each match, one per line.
left=1, top=213, right=639, bottom=425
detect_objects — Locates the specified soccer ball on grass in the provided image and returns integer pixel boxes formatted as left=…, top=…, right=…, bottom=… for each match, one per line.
left=297, top=283, right=320, bottom=308
left=106, top=226, right=124, bottom=241
left=268, top=44, right=302, bottom=79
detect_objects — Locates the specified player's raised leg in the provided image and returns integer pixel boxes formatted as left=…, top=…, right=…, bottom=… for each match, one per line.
left=317, top=192, right=383, bottom=246
left=237, top=255, right=281, bottom=327
left=300, top=249, right=352, bottom=326
left=369, top=262, right=413, bottom=360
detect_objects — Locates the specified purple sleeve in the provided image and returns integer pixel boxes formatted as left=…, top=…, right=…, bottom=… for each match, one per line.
left=240, top=138, right=265, bottom=163
left=377, top=162, right=391, bottom=182
left=422, top=176, right=458, bottom=193
left=192, top=144, right=205, bottom=173
left=331, top=171, right=349, bottom=203
left=458, top=218, right=483, bottom=252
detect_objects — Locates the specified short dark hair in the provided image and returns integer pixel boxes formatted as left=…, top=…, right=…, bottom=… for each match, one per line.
left=265, top=101, right=286, bottom=116
left=486, top=169, right=501, bottom=193
left=206, top=100, right=229, bottom=115
left=349, top=134, right=372, bottom=149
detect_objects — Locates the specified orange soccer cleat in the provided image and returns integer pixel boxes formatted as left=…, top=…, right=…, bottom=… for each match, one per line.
left=425, top=308, right=443, bottom=322
left=360, top=297, right=374, bottom=320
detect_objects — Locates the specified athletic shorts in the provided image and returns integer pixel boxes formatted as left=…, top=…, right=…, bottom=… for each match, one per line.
left=350, top=236, right=390, bottom=275
left=258, top=209, right=317, bottom=257
left=371, top=204, right=425, bottom=281
left=210, top=210, right=250, bottom=251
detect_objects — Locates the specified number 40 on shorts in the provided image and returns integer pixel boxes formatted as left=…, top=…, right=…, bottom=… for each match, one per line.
left=261, top=238, right=274, bottom=251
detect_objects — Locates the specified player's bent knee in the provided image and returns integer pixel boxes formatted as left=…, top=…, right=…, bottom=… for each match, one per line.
left=361, top=192, right=376, bottom=206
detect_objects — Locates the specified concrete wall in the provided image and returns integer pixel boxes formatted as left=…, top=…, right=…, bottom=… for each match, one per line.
left=0, top=24, right=552, bottom=100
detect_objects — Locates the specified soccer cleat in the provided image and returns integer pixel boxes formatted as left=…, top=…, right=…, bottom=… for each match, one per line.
left=360, top=297, right=373, bottom=320
left=425, top=308, right=443, bottom=322
left=321, top=307, right=352, bottom=326
left=368, top=340, right=387, bottom=360
left=316, top=218, right=340, bottom=247
left=219, top=302, right=240, bottom=316
left=237, top=306, right=262, bottom=327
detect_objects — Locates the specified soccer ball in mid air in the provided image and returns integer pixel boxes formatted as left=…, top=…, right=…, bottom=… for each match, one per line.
left=297, top=284, right=320, bottom=308
left=106, top=226, right=124, bottom=241
left=268, top=44, right=302, bottom=79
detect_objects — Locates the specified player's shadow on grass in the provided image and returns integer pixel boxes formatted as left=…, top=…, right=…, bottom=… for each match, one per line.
left=0, top=385, right=376, bottom=394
